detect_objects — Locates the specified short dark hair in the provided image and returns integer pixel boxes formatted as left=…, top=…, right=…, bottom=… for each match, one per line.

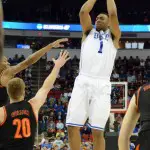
left=99, top=12, right=109, bottom=17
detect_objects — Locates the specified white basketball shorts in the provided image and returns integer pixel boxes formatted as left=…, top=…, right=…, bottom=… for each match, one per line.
left=66, top=75, right=111, bottom=131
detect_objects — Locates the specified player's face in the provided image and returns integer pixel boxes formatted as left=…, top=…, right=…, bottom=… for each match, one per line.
left=95, top=14, right=109, bottom=31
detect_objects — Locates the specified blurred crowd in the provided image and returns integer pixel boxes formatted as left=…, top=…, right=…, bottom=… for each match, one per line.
left=7, top=53, right=150, bottom=150
left=8, top=54, right=33, bottom=100
left=33, top=54, right=150, bottom=149
left=3, top=3, right=150, bottom=24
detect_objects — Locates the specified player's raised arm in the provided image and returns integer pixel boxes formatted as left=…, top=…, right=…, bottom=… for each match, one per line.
left=107, top=0, right=121, bottom=40
left=79, top=0, right=96, bottom=34
left=118, top=94, right=140, bottom=150
left=29, top=50, right=70, bottom=111
left=0, top=0, right=4, bottom=60
left=10, top=38, right=68, bottom=75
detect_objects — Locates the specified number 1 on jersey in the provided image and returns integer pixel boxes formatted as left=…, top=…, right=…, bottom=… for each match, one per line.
left=98, top=41, right=103, bottom=53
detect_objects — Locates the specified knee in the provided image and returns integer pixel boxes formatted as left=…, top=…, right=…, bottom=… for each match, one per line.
left=67, top=126, right=80, bottom=135
left=92, top=129, right=104, bottom=140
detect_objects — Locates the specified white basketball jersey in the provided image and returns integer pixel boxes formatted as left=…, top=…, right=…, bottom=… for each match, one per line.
left=79, top=28, right=117, bottom=79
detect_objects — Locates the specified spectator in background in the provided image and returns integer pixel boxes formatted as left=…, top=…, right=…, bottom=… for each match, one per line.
left=46, top=61, right=51, bottom=71
left=49, top=97, right=56, bottom=109
left=119, top=70, right=127, bottom=81
left=62, top=145, right=69, bottom=150
left=53, top=136, right=64, bottom=149
left=47, top=120, right=56, bottom=137
left=43, top=115, right=49, bottom=131
left=56, top=112, right=64, bottom=121
left=41, top=139, right=52, bottom=150
left=62, top=139, right=70, bottom=149
left=144, top=40, right=150, bottom=49
left=112, top=70, right=119, bottom=81
left=60, top=95, right=68, bottom=104
left=145, top=56, right=150, bottom=70
left=47, top=120, right=55, bottom=130
left=53, top=145, right=59, bottom=150
left=42, top=54, right=47, bottom=60
left=38, top=110, right=45, bottom=133
left=39, top=133, right=46, bottom=146
left=8, top=58, right=13, bottom=64
left=140, top=59, right=145, bottom=69
left=131, top=71, right=137, bottom=83
left=49, top=111, right=55, bottom=120
left=19, top=54, right=25, bottom=62
left=13, top=54, right=20, bottom=64
left=135, top=56, right=140, bottom=67
left=81, top=125, right=91, bottom=135
left=54, top=102, right=64, bottom=115
left=56, top=120, right=64, bottom=130
left=128, top=56, right=134, bottom=69
left=56, top=130, right=65, bottom=139
left=114, top=114, right=123, bottom=132
left=127, top=71, right=133, bottom=83
left=54, top=81, right=61, bottom=89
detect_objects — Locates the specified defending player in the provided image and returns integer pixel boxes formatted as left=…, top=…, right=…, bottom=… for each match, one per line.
left=66, top=0, right=121, bottom=149
left=0, top=50, right=70, bottom=150
left=119, top=84, right=150, bottom=150
left=0, top=38, right=68, bottom=106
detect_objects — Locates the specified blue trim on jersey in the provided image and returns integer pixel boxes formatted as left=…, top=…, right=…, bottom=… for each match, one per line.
left=87, top=123, right=104, bottom=131
left=66, top=123, right=84, bottom=127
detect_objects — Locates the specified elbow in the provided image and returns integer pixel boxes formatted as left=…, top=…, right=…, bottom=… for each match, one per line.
left=79, top=10, right=84, bottom=16
left=79, top=9, right=87, bottom=16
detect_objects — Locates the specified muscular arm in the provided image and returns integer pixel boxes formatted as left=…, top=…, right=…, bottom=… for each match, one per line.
left=118, top=95, right=140, bottom=150
left=10, top=38, right=68, bottom=75
left=79, top=0, right=96, bottom=34
left=29, top=66, right=60, bottom=110
left=107, top=0, right=121, bottom=40
left=11, top=43, right=53, bottom=74
left=29, top=51, right=70, bottom=113
left=0, top=0, right=4, bottom=60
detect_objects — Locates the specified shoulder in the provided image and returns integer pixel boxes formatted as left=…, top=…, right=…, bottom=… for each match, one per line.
left=1, top=67, right=14, bottom=87
left=82, top=28, right=95, bottom=43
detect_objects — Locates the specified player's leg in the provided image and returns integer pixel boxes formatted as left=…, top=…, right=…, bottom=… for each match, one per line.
left=66, top=76, right=89, bottom=150
left=67, top=126, right=81, bottom=150
left=88, top=81, right=111, bottom=150
left=92, top=129, right=105, bottom=150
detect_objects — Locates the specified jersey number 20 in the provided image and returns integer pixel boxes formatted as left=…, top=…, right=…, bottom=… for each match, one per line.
left=98, top=41, right=103, bottom=53
left=13, top=118, right=31, bottom=139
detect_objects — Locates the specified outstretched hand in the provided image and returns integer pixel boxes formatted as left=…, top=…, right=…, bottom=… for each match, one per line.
left=52, top=50, right=70, bottom=68
left=51, top=38, right=68, bottom=48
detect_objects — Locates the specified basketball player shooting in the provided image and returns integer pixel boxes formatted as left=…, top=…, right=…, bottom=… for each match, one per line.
left=119, top=84, right=150, bottom=150
left=0, top=50, right=70, bottom=150
left=0, top=0, right=4, bottom=60
left=0, top=38, right=68, bottom=106
left=66, top=0, right=121, bottom=150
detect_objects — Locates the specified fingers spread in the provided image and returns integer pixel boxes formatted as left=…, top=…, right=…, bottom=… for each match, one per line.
left=58, top=38, right=68, bottom=43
